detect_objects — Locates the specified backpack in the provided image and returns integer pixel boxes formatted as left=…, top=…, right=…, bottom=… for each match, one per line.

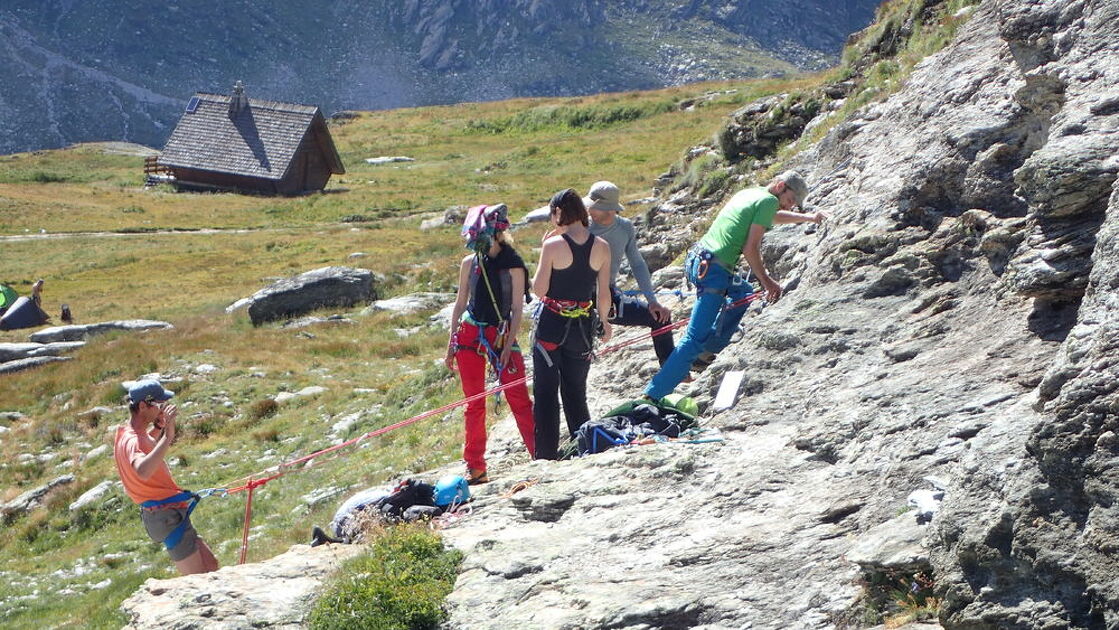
left=373, top=478, right=436, bottom=521
left=575, top=416, right=636, bottom=455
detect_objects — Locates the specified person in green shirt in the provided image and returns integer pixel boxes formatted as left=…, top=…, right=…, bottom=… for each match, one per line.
left=644, top=171, right=827, bottom=399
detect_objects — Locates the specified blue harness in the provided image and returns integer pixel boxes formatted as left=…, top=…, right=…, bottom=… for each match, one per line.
left=141, top=491, right=200, bottom=551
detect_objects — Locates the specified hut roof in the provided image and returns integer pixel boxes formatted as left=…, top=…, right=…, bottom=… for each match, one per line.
left=159, top=93, right=344, bottom=180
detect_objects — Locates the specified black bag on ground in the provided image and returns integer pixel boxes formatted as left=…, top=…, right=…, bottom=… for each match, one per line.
left=374, top=479, right=436, bottom=520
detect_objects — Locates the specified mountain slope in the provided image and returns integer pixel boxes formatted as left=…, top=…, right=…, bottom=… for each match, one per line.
left=0, top=0, right=880, bottom=154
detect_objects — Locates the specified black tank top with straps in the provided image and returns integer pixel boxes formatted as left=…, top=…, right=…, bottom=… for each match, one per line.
left=547, top=233, right=596, bottom=302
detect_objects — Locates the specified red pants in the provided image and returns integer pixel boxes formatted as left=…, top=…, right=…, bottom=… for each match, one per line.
left=454, top=321, right=535, bottom=471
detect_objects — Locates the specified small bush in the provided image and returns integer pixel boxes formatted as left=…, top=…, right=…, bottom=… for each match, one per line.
left=29, top=171, right=72, bottom=183
left=248, top=398, right=279, bottom=420
left=309, top=525, right=463, bottom=630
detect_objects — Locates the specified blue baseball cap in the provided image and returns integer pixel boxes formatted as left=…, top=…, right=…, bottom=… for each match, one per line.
left=125, top=379, right=175, bottom=403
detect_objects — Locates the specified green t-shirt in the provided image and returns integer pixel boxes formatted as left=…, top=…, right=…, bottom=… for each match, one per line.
left=698, top=187, right=778, bottom=268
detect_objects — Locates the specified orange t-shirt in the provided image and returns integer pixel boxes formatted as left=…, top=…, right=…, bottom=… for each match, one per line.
left=113, top=424, right=182, bottom=504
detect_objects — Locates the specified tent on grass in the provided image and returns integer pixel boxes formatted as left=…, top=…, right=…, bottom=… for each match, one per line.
left=0, top=284, right=17, bottom=313
left=0, top=297, right=49, bottom=331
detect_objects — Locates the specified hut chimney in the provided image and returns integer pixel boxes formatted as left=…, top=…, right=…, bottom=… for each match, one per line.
left=229, top=80, right=249, bottom=117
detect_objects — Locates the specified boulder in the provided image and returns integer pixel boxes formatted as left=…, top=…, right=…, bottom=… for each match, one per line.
left=119, top=544, right=364, bottom=629
left=0, top=355, right=73, bottom=375
left=29, top=321, right=172, bottom=344
left=420, top=205, right=469, bottom=231
left=364, top=156, right=414, bottom=165
left=0, top=341, right=85, bottom=362
left=69, top=480, right=117, bottom=512
left=274, top=386, right=327, bottom=404
left=245, top=267, right=376, bottom=326
left=363, top=292, right=455, bottom=316
left=279, top=315, right=355, bottom=329
left=0, top=474, right=75, bottom=518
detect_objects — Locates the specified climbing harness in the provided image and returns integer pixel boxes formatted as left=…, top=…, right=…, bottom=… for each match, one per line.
left=140, top=487, right=226, bottom=551
left=541, top=296, right=593, bottom=318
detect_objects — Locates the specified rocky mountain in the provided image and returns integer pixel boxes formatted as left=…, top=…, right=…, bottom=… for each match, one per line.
left=116, top=0, right=1119, bottom=628
left=0, top=0, right=880, bottom=155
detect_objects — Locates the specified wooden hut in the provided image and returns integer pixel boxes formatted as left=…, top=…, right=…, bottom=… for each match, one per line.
left=155, top=82, right=344, bottom=195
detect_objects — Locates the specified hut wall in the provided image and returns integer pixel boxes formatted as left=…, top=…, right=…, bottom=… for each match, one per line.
left=169, top=167, right=279, bottom=194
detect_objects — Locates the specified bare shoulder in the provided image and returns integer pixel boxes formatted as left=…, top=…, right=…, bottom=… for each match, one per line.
left=542, top=235, right=566, bottom=250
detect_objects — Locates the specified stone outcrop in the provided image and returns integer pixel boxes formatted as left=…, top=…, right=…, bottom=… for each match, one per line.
left=0, top=474, right=74, bottom=519
left=29, top=321, right=172, bottom=343
left=0, top=355, right=72, bottom=375
left=118, top=544, right=364, bottom=629
left=363, top=292, right=455, bottom=316
left=244, top=266, right=377, bottom=326
left=0, top=341, right=85, bottom=374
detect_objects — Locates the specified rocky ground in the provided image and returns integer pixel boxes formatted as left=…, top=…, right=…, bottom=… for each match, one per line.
left=117, top=0, right=1119, bottom=628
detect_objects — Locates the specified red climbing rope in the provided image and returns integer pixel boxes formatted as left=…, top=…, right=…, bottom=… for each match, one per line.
left=216, top=287, right=767, bottom=563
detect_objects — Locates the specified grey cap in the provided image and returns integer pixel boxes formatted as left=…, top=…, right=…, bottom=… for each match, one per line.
left=583, top=181, right=624, bottom=212
left=776, top=170, right=808, bottom=207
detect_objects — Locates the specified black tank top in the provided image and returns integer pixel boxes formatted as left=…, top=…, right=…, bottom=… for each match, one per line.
left=548, top=234, right=596, bottom=301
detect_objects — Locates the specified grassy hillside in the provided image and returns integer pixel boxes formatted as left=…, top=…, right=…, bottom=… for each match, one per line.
left=0, top=77, right=812, bottom=628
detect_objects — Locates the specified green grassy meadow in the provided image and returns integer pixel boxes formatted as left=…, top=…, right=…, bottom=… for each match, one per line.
left=0, top=79, right=807, bottom=628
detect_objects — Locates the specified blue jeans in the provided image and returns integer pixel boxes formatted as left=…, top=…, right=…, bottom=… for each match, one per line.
left=644, top=251, right=753, bottom=399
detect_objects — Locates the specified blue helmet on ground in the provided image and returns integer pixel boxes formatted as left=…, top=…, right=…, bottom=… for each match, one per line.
left=433, top=474, right=470, bottom=507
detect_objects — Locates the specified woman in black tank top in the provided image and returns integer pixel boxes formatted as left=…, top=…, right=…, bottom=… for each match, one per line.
left=531, top=189, right=613, bottom=460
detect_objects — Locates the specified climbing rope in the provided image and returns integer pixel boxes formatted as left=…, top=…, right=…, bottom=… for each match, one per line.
left=200, top=283, right=767, bottom=563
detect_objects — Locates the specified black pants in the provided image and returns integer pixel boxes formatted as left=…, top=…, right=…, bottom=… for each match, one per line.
left=532, top=316, right=593, bottom=460
left=609, top=288, right=674, bottom=365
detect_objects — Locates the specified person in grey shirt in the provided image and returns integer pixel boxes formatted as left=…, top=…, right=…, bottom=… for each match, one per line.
left=584, top=181, right=675, bottom=365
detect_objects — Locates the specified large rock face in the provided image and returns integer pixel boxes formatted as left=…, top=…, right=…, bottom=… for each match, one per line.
left=441, top=0, right=1119, bottom=626
left=245, top=266, right=376, bottom=326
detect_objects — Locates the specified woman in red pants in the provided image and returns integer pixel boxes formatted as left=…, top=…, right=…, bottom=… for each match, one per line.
left=444, top=204, right=535, bottom=484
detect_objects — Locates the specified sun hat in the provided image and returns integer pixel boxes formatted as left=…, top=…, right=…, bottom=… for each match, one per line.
left=583, top=181, right=624, bottom=212
left=124, top=379, right=175, bottom=403
left=461, top=204, right=510, bottom=253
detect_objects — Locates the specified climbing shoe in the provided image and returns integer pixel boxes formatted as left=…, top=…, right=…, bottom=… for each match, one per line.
left=466, top=469, right=490, bottom=485
left=690, top=351, right=717, bottom=373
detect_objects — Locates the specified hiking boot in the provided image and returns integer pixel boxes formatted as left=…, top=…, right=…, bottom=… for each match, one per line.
left=690, top=351, right=717, bottom=373
left=466, top=469, right=490, bottom=485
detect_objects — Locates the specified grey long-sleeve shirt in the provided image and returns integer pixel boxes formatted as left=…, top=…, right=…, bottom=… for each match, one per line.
left=589, top=216, right=657, bottom=303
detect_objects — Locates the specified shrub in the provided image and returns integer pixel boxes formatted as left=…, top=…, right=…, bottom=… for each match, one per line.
left=308, top=525, right=463, bottom=630
left=248, top=398, right=279, bottom=420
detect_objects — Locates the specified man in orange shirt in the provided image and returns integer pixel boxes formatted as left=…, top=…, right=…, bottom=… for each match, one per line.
left=113, top=379, right=218, bottom=574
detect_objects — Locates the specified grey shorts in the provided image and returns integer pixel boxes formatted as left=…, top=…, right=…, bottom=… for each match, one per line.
left=140, top=506, right=199, bottom=562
